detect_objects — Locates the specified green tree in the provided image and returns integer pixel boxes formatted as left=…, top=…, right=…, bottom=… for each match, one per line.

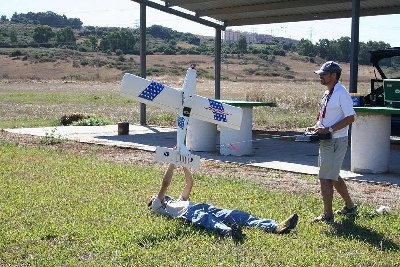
left=11, top=11, right=82, bottom=29
left=89, top=35, right=98, bottom=51
left=316, top=39, right=330, bottom=59
left=361, top=40, right=391, bottom=66
left=55, top=27, right=76, bottom=47
left=336, top=37, right=351, bottom=62
left=272, top=49, right=286, bottom=56
left=363, top=40, right=390, bottom=54
left=296, top=38, right=316, bottom=57
left=222, top=41, right=238, bottom=55
left=9, top=30, right=17, bottom=44
left=181, top=32, right=200, bottom=45
left=358, top=42, right=370, bottom=65
left=163, top=44, right=177, bottom=55
left=237, top=35, right=247, bottom=54
left=67, top=18, right=83, bottom=30
left=1, top=15, right=8, bottom=22
left=33, top=25, right=54, bottom=45
left=99, top=29, right=137, bottom=54
left=147, top=25, right=173, bottom=40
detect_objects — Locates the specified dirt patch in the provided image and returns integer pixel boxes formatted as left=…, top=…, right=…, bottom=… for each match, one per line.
left=1, top=129, right=399, bottom=211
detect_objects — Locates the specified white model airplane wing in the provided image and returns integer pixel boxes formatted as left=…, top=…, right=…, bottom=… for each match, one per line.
left=191, top=96, right=243, bottom=130
left=121, top=71, right=242, bottom=130
left=120, top=73, right=181, bottom=114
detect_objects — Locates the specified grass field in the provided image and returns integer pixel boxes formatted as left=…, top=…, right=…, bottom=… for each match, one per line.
left=0, top=52, right=375, bottom=130
left=0, top=144, right=399, bottom=266
left=0, top=77, right=372, bottom=130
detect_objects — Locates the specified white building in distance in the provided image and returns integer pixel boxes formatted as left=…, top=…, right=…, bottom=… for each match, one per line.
left=224, top=29, right=297, bottom=44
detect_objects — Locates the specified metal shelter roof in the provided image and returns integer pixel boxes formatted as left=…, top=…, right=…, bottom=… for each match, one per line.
left=133, top=0, right=400, bottom=124
left=164, top=0, right=400, bottom=27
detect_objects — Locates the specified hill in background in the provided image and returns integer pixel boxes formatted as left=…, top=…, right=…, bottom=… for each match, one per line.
left=0, top=11, right=391, bottom=86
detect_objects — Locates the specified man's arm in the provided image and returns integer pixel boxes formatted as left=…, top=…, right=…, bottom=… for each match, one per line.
left=317, top=115, right=355, bottom=134
left=330, top=115, right=355, bottom=131
left=157, top=164, right=175, bottom=202
left=180, top=167, right=193, bottom=201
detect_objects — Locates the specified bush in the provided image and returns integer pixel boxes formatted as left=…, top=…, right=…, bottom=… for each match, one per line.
left=39, top=128, right=63, bottom=145
left=118, top=55, right=125, bottom=62
left=80, top=59, right=89, bottom=66
left=72, top=117, right=112, bottom=126
left=60, top=113, right=90, bottom=125
left=282, top=74, right=295, bottom=79
left=10, top=49, right=23, bottom=57
left=272, top=49, right=286, bottom=56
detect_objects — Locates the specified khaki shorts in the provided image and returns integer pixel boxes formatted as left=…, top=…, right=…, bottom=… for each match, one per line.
left=318, top=137, right=348, bottom=180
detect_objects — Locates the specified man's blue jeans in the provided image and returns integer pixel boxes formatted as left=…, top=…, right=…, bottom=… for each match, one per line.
left=183, top=203, right=278, bottom=235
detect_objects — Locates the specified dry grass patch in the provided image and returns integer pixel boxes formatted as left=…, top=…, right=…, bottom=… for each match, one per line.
left=0, top=55, right=123, bottom=81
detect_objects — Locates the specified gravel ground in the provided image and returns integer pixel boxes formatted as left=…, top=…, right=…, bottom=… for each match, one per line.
left=1, top=129, right=399, bottom=211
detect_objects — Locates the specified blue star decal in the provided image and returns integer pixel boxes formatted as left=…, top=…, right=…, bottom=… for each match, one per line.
left=178, top=116, right=185, bottom=129
left=208, top=99, right=227, bottom=122
left=138, top=81, right=164, bottom=101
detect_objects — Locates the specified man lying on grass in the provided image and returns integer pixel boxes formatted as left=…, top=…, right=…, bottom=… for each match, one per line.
left=148, top=163, right=299, bottom=239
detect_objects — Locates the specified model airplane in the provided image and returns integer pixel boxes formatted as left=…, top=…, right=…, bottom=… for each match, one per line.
left=120, top=65, right=243, bottom=169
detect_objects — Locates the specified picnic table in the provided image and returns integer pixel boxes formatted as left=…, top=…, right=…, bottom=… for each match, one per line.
left=352, top=106, right=400, bottom=173
left=187, top=100, right=274, bottom=156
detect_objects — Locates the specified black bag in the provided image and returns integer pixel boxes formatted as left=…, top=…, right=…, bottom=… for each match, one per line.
left=318, top=132, right=332, bottom=140
left=295, top=132, right=331, bottom=142
left=295, top=132, right=319, bottom=142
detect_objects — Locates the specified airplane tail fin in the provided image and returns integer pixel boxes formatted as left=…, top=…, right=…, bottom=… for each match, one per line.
left=155, top=146, right=200, bottom=170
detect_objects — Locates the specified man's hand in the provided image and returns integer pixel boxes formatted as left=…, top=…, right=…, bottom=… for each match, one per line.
left=179, top=145, right=191, bottom=158
left=306, top=126, right=317, bottom=133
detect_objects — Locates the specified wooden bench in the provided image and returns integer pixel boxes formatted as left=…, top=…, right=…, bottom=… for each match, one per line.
left=186, top=100, right=274, bottom=156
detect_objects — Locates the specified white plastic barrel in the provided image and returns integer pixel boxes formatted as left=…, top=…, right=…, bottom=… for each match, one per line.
left=186, top=118, right=217, bottom=152
left=220, top=107, right=253, bottom=156
left=351, top=113, right=391, bottom=173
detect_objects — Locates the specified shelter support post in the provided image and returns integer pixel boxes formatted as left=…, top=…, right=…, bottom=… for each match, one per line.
left=140, top=2, right=147, bottom=125
left=349, top=0, right=360, bottom=93
left=215, top=28, right=221, bottom=100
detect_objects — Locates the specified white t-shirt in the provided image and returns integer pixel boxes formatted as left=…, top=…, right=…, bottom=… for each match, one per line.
left=317, top=82, right=355, bottom=138
left=151, top=195, right=192, bottom=218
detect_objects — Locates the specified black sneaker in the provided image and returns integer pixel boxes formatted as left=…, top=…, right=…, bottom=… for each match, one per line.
left=311, top=214, right=334, bottom=224
left=277, top=213, right=299, bottom=234
left=336, top=205, right=358, bottom=215
left=230, top=224, right=245, bottom=240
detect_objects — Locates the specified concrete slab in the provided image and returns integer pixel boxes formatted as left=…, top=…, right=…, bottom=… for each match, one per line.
left=5, top=124, right=400, bottom=185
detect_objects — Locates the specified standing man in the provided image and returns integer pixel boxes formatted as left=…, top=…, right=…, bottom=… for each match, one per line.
left=308, top=61, right=357, bottom=224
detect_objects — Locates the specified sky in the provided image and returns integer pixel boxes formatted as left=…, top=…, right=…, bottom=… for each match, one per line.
left=2, top=0, right=400, bottom=46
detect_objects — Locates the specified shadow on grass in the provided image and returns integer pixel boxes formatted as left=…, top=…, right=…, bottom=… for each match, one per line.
left=330, top=216, right=399, bottom=251
left=136, top=218, right=245, bottom=248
